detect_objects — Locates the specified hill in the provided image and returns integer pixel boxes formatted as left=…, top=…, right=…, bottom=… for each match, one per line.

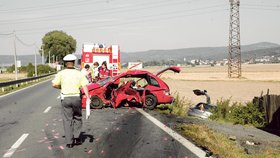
left=0, top=55, right=42, bottom=67
left=121, top=42, right=280, bottom=63
left=0, top=42, right=279, bottom=67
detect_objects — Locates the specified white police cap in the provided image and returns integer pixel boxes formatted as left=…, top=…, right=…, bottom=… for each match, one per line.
left=63, top=54, right=77, bottom=61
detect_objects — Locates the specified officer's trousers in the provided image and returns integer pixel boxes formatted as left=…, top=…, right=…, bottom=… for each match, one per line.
left=61, top=96, right=82, bottom=144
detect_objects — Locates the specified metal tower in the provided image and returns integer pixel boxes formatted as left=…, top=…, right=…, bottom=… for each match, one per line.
left=228, top=0, right=241, bottom=78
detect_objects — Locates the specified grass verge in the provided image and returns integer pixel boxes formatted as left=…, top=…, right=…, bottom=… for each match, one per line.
left=0, top=76, right=53, bottom=96
left=176, top=124, right=280, bottom=158
left=156, top=93, right=192, bottom=116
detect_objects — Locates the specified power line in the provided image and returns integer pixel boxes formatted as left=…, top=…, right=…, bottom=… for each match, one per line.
left=241, top=3, right=280, bottom=11
left=14, top=8, right=227, bottom=36
left=0, top=0, right=102, bottom=13
left=1, top=4, right=226, bottom=34
left=241, top=7, right=280, bottom=11
left=0, top=0, right=200, bottom=24
left=0, top=0, right=195, bottom=13
left=242, top=3, right=280, bottom=8
left=0, top=32, right=13, bottom=35
left=15, top=34, right=35, bottom=47
left=0, top=32, right=13, bottom=38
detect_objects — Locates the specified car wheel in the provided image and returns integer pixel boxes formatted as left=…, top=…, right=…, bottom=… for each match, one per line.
left=145, top=95, right=157, bottom=110
left=90, top=96, right=103, bottom=109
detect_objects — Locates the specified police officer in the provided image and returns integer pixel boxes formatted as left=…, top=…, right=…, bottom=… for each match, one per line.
left=52, top=54, right=90, bottom=148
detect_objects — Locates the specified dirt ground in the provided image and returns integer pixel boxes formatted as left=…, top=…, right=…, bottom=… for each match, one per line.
left=0, top=73, right=26, bottom=82
left=144, top=64, right=280, bottom=105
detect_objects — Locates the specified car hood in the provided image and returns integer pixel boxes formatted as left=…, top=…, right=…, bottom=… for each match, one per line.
left=81, top=83, right=101, bottom=94
left=154, top=66, right=181, bottom=76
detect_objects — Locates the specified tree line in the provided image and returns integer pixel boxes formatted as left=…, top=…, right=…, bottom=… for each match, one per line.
left=7, top=63, right=56, bottom=77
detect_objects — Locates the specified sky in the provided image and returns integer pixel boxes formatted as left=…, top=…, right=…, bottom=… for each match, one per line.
left=0, top=0, right=280, bottom=55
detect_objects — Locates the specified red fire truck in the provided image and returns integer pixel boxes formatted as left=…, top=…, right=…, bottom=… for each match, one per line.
left=81, top=43, right=121, bottom=77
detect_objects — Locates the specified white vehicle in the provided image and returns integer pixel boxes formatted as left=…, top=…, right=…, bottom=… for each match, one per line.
left=188, top=103, right=215, bottom=119
left=188, top=89, right=216, bottom=119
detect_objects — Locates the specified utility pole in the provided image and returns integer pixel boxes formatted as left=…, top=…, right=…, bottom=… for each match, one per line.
left=35, top=46, right=37, bottom=77
left=41, top=48, right=44, bottom=65
left=13, top=31, right=18, bottom=80
left=48, top=51, right=50, bottom=65
left=228, top=0, right=241, bottom=78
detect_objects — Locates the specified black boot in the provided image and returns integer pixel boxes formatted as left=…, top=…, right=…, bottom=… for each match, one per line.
left=73, top=138, right=82, bottom=145
left=66, top=144, right=73, bottom=148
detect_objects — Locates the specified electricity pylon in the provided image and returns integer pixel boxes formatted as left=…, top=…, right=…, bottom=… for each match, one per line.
left=228, top=0, right=241, bottom=78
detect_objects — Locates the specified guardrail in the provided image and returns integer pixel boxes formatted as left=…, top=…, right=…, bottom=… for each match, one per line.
left=0, top=73, right=56, bottom=92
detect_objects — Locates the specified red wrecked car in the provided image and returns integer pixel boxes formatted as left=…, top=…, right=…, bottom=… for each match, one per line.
left=81, top=66, right=181, bottom=110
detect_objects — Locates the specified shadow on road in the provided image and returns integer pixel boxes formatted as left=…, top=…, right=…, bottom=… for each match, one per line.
left=80, top=132, right=94, bottom=143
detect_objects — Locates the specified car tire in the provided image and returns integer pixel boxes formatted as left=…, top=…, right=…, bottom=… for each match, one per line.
left=145, top=95, right=157, bottom=110
left=90, top=96, right=103, bottom=109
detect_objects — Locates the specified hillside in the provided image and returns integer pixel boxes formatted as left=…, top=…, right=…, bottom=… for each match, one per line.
left=0, top=42, right=279, bottom=67
left=0, top=55, right=42, bottom=67
left=121, top=42, right=280, bottom=63
left=243, top=46, right=280, bottom=59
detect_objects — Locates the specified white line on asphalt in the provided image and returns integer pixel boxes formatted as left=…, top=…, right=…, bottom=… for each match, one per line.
left=0, top=78, right=52, bottom=98
left=136, top=108, right=209, bottom=158
left=3, top=133, right=29, bottom=158
left=43, top=106, right=52, bottom=113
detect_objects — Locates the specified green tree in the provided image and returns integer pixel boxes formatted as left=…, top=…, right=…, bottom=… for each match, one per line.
left=26, top=63, right=35, bottom=77
left=41, top=30, right=76, bottom=63
left=7, top=64, right=15, bottom=73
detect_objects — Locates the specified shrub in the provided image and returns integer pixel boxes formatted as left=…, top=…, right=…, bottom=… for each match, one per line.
left=209, top=99, right=232, bottom=120
left=229, top=102, right=266, bottom=127
left=157, top=93, right=192, bottom=117
left=5, top=63, right=56, bottom=77
left=37, top=64, right=56, bottom=75
left=7, top=64, right=15, bottom=73
left=210, top=99, right=266, bottom=127
left=171, top=94, right=192, bottom=116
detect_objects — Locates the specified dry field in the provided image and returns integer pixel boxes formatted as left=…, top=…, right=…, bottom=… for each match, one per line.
left=144, top=64, right=280, bottom=104
left=0, top=73, right=27, bottom=82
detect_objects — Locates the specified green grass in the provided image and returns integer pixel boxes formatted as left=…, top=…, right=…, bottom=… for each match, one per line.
left=156, top=94, right=278, bottom=157
left=176, top=124, right=280, bottom=158
left=209, top=99, right=266, bottom=127
left=0, top=78, right=9, bottom=82
left=156, top=93, right=193, bottom=116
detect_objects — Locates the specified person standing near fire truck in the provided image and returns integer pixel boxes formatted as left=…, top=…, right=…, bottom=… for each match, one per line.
left=98, top=61, right=110, bottom=80
left=81, top=64, right=92, bottom=82
left=52, top=54, right=90, bottom=148
left=91, top=62, right=99, bottom=82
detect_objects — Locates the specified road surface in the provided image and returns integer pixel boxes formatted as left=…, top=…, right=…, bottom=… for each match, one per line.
left=0, top=80, right=207, bottom=158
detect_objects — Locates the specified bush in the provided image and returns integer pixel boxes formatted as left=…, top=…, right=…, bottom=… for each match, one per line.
left=26, top=63, right=35, bottom=77
left=7, top=64, right=15, bottom=73
left=210, top=99, right=232, bottom=120
left=6, top=63, right=55, bottom=77
left=157, top=93, right=192, bottom=117
left=229, top=102, right=266, bottom=127
left=210, top=99, right=266, bottom=127
left=171, top=94, right=192, bottom=116
left=37, top=64, right=56, bottom=75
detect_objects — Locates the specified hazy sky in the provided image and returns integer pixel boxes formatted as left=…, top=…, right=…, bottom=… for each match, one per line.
left=0, top=0, right=280, bottom=55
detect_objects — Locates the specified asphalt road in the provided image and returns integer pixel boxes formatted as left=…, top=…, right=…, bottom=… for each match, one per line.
left=0, top=80, right=206, bottom=158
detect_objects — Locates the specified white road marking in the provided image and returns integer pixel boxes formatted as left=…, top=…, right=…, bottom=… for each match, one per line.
left=136, top=108, right=209, bottom=158
left=3, top=133, right=29, bottom=158
left=43, top=106, right=52, bottom=113
left=57, top=95, right=61, bottom=99
left=0, top=78, right=52, bottom=98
